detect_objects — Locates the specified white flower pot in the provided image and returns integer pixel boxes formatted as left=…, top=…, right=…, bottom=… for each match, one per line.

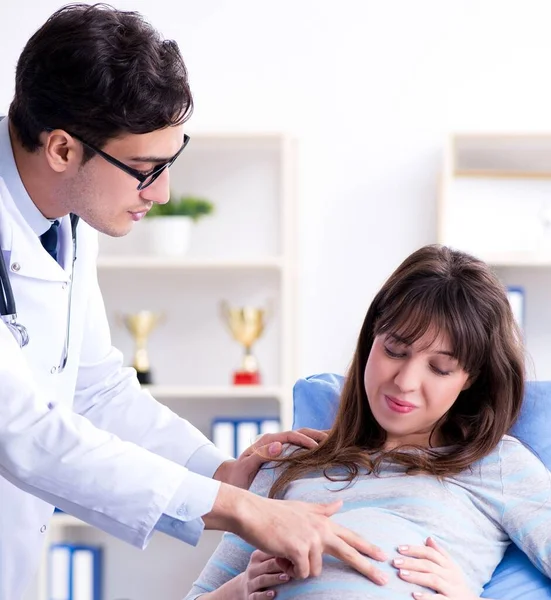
left=145, top=216, right=193, bottom=256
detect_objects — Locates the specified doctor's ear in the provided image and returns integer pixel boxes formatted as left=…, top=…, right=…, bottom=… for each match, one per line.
left=42, top=129, right=83, bottom=173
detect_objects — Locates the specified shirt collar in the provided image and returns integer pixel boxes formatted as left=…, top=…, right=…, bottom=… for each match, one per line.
left=0, top=117, right=53, bottom=237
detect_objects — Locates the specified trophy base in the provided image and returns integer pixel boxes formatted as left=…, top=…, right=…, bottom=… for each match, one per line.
left=233, top=371, right=261, bottom=385
left=137, top=370, right=153, bottom=385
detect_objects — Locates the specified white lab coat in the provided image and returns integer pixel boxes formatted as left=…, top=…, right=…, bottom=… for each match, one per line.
left=0, top=178, right=225, bottom=599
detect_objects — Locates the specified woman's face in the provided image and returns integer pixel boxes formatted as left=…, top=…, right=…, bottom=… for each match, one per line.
left=364, top=330, right=471, bottom=449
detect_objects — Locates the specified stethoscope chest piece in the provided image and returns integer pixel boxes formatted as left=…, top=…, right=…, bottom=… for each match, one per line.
left=5, top=317, right=29, bottom=348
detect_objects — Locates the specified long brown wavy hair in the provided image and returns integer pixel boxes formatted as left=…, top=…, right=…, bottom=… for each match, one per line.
left=269, top=245, right=525, bottom=498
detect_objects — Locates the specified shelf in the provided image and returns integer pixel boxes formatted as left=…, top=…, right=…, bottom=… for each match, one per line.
left=97, top=256, right=284, bottom=271
left=143, top=385, right=284, bottom=400
left=479, top=252, right=551, bottom=267
left=454, top=169, right=551, bottom=180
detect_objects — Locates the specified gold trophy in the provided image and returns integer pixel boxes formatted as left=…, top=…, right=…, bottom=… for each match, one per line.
left=220, top=301, right=268, bottom=385
left=121, top=311, right=163, bottom=385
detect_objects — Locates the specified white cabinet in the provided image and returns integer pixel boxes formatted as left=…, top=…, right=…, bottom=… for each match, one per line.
left=438, top=133, right=551, bottom=379
left=30, top=132, right=298, bottom=600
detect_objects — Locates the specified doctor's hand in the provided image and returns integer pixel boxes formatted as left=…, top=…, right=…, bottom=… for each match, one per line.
left=393, top=537, right=482, bottom=600
left=203, top=485, right=388, bottom=583
left=213, top=428, right=328, bottom=490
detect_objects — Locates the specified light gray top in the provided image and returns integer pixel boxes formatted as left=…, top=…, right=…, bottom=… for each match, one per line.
left=185, top=435, right=551, bottom=599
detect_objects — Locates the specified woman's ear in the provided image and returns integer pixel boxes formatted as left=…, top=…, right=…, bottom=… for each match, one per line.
left=461, top=374, right=475, bottom=392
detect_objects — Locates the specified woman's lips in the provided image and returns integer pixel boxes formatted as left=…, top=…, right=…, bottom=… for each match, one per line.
left=385, top=395, right=417, bottom=414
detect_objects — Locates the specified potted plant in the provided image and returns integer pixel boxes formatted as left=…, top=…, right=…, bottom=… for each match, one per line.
left=144, top=194, right=214, bottom=256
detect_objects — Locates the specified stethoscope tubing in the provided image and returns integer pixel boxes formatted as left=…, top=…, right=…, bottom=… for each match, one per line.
left=0, top=244, right=15, bottom=317
left=0, top=214, right=79, bottom=352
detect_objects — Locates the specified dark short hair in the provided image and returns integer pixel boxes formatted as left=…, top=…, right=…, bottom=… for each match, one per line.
left=9, top=3, right=193, bottom=156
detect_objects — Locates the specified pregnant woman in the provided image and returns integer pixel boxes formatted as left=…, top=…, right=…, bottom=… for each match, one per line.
left=185, top=244, right=551, bottom=600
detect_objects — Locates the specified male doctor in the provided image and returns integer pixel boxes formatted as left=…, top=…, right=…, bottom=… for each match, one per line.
left=0, top=4, right=387, bottom=600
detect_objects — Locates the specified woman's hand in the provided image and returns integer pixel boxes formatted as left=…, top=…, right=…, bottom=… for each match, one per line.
left=239, top=549, right=291, bottom=600
left=392, top=537, right=481, bottom=600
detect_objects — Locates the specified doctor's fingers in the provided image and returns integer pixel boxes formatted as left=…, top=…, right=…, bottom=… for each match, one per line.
left=249, top=429, right=322, bottom=455
left=325, top=527, right=389, bottom=586
left=332, top=522, right=387, bottom=562
left=294, top=427, right=329, bottom=443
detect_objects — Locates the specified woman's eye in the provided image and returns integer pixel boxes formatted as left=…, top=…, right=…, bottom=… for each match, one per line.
left=137, top=168, right=155, bottom=176
left=431, top=365, right=452, bottom=376
left=384, top=346, right=405, bottom=359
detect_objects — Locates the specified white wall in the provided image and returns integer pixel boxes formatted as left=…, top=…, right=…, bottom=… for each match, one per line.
left=2, top=0, right=551, bottom=377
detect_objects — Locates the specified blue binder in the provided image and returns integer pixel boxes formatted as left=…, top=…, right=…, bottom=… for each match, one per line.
left=211, top=417, right=281, bottom=457
left=48, top=543, right=102, bottom=600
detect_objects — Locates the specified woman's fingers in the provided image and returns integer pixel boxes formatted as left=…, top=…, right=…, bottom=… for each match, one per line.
left=393, top=556, right=445, bottom=575
left=426, top=536, right=452, bottom=559
left=274, top=557, right=293, bottom=573
left=249, top=558, right=285, bottom=578
left=250, top=550, right=280, bottom=565
left=397, top=543, right=448, bottom=568
left=250, top=591, right=277, bottom=600
left=247, top=551, right=287, bottom=585
left=398, top=569, right=451, bottom=595
left=250, top=571, right=290, bottom=592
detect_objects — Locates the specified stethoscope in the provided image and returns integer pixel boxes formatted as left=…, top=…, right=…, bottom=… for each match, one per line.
left=0, top=214, right=79, bottom=372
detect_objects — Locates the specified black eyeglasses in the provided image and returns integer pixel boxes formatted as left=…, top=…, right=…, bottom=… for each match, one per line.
left=48, top=128, right=190, bottom=190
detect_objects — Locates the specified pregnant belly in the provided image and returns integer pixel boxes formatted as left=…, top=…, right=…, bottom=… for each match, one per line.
left=274, top=509, right=434, bottom=600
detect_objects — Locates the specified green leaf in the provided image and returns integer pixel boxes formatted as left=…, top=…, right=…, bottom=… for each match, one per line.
left=146, top=194, right=215, bottom=221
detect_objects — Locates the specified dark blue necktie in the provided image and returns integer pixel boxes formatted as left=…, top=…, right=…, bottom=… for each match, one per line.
left=40, top=220, right=60, bottom=262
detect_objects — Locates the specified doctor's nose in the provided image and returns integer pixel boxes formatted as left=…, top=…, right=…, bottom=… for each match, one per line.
left=139, top=167, right=171, bottom=206
left=393, top=361, right=421, bottom=394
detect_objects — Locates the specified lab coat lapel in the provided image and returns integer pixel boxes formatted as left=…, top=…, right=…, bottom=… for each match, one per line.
left=0, top=180, right=69, bottom=282
left=8, top=220, right=68, bottom=282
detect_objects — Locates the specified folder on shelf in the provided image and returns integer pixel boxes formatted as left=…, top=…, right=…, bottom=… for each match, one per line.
left=48, top=543, right=102, bottom=600
left=507, top=286, right=525, bottom=330
left=212, top=421, right=235, bottom=457
left=49, top=544, right=71, bottom=600
left=71, top=546, right=102, bottom=600
left=260, top=419, right=281, bottom=435
left=236, top=421, right=261, bottom=457
left=212, top=418, right=281, bottom=457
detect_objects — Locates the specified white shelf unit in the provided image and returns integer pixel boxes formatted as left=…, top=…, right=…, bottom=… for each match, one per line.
left=438, top=132, right=551, bottom=380
left=144, top=384, right=285, bottom=400
left=96, top=256, right=285, bottom=270
left=31, top=132, right=298, bottom=600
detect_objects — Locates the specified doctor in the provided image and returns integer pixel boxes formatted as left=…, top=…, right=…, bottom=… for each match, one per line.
left=0, top=4, right=387, bottom=600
